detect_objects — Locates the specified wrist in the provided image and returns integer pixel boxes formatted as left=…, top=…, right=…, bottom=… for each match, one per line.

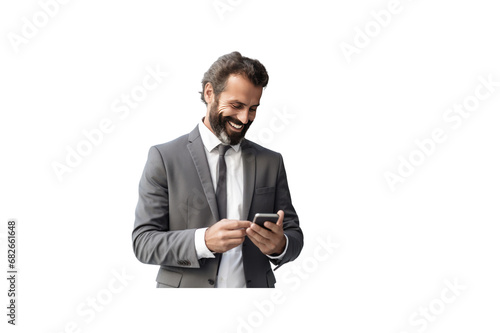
left=272, top=235, right=286, bottom=256
left=195, top=227, right=215, bottom=259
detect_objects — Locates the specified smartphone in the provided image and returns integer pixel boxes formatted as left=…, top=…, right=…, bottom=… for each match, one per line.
left=252, top=213, right=279, bottom=230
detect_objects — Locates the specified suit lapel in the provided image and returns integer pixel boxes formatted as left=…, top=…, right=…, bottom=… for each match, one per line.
left=241, top=139, right=256, bottom=221
left=187, top=126, right=257, bottom=223
left=187, top=125, right=220, bottom=222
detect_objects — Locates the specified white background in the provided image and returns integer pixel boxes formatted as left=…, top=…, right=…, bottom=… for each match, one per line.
left=1, top=0, right=499, bottom=332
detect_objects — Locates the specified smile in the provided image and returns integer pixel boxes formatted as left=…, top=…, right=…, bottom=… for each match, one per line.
left=228, top=120, right=243, bottom=129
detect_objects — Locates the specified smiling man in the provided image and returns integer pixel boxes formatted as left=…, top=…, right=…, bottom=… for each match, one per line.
left=132, top=51, right=303, bottom=288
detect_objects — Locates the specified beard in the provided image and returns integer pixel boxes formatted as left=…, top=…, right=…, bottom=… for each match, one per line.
left=208, top=100, right=253, bottom=145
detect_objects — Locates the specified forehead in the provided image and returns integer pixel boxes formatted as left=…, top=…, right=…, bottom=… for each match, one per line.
left=220, top=74, right=263, bottom=105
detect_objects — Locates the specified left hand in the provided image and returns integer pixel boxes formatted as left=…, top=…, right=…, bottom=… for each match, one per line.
left=246, top=210, right=286, bottom=256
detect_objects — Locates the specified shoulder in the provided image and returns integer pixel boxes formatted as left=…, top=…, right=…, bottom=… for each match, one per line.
left=150, top=125, right=199, bottom=155
left=241, top=138, right=283, bottom=162
left=153, top=133, right=190, bottom=153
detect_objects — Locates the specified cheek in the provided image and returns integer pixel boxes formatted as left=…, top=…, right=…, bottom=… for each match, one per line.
left=217, top=105, right=230, bottom=115
left=218, top=105, right=238, bottom=118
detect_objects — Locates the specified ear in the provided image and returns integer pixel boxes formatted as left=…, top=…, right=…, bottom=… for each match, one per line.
left=204, top=82, right=214, bottom=104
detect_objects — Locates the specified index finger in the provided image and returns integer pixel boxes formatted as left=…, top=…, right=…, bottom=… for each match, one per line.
left=225, top=219, right=252, bottom=230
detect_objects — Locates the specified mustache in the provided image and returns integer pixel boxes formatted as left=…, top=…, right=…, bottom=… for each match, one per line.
left=220, top=115, right=248, bottom=127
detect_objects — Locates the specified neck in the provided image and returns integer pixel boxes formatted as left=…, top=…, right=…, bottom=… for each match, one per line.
left=202, top=116, right=216, bottom=136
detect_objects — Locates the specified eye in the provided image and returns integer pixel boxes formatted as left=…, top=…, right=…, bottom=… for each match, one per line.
left=250, top=108, right=257, bottom=113
left=232, top=104, right=243, bottom=109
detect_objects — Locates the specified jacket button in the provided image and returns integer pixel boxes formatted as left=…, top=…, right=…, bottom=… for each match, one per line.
left=208, top=279, right=215, bottom=285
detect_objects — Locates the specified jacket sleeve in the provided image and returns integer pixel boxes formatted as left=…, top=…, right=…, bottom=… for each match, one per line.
left=270, top=153, right=303, bottom=269
left=132, top=146, right=201, bottom=268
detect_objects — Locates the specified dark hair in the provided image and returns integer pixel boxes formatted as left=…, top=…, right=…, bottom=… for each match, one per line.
left=200, top=51, right=269, bottom=105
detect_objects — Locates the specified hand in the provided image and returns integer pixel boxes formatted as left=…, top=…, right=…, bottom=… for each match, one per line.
left=246, top=210, right=286, bottom=256
left=205, top=219, right=251, bottom=253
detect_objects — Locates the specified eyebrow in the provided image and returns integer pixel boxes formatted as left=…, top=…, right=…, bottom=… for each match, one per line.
left=229, top=100, right=260, bottom=107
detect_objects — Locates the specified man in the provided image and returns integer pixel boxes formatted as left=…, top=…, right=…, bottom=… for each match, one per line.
left=132, top=51, right=303, bottom=288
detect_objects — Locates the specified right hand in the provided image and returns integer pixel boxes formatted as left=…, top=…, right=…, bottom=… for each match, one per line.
left=205, top=219, right=251, bottom=253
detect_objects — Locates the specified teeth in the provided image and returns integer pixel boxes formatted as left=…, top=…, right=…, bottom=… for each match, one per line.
left=229, top=121, right=243, bottom=129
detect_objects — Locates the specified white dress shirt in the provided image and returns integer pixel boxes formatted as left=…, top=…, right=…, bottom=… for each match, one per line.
left=194, top=119, right=287, bottom=287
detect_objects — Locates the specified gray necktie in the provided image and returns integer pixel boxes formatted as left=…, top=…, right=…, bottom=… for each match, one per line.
left=216, top=144, right=231, bottom=220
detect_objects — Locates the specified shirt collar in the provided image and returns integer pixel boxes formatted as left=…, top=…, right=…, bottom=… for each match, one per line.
left=198, top=117, right=241, bottom=153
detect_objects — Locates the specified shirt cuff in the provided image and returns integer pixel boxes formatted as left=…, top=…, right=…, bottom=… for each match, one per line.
left=195, top=227, right=216, bottom=259
left=266, top=234, right=289, bottom=260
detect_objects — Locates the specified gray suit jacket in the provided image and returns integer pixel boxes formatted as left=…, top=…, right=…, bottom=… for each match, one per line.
left=132, top=125, right=303, bottom=288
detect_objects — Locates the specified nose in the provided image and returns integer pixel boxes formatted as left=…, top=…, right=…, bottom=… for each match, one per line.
left=236, top=110, right=250, bottom=125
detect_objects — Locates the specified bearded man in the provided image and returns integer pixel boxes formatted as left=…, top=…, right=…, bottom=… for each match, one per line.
left=132, top=51, right=303, bottom=288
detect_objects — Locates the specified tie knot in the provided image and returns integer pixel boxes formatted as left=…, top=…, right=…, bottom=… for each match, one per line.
left=218, top=144, right=231, bottom=156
